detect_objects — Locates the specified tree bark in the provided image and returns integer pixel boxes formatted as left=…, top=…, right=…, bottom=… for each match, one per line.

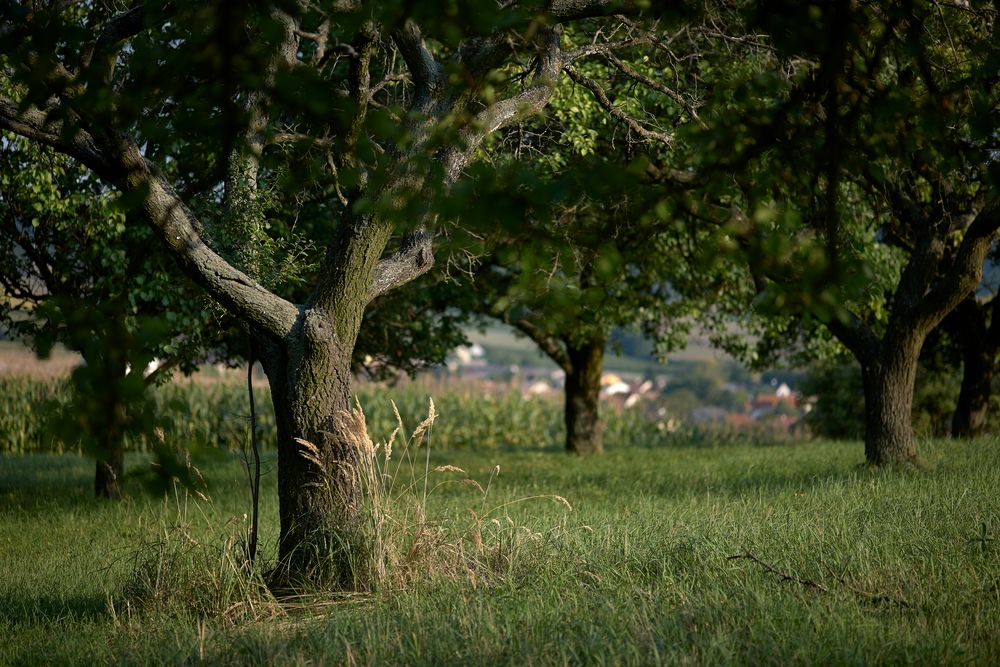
left=564, top=337, right=605, bottom=455
left=860, top=338, right=922, bottom=465
left=253, top=309, right=372, bottom=589
left=949, top=297, right=998, bottom=438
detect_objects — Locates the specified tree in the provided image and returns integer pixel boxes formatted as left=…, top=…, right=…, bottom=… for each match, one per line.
left=672, top=0, right=1000, bottom=464
left=446, top=11, right=766, bottom=454
left=457, top=169, right=692, bottom=455
left=0, top=135, right=215, bottom=498
left=941, top=286, right=1000, bottom=438
left=0, top=1, right=679, bottom=586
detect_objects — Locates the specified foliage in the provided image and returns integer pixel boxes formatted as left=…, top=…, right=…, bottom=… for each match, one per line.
left=353, top=275, right=470, bottom=381
left=0, top=133, right=234, bottom=493
left=445, top=12, right=774, bottom=364
left=800, top=363, right=866, bottom=441
left=667, top=1, right=999, bottom=355
left=635, top=0, right=1000, bottom=463
left=0, top=134, right=219, bottom=373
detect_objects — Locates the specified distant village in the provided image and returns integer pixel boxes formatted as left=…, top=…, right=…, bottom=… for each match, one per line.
left=446, top=343, right=812, bottom=436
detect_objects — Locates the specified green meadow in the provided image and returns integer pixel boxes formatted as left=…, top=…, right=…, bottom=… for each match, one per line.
left=2, top=384, right=999, bottom=665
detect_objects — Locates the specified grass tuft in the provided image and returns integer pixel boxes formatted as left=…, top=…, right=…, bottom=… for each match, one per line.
left=114, top=490, right=282, bottom=625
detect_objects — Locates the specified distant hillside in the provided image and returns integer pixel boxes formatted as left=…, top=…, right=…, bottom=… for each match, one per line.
left=463, top=324, right=733, bottom=376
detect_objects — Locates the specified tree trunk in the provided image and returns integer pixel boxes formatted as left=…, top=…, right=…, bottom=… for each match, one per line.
left=94, top=435, right=124, bottom=500
left=564, top=338, right=605, bottom=455
left=860, top=337, right=922, bottom=465
left=952, top=347, right=994, bottom=438
left=93, top=319, right=129, bottom=500
left=255, top=312, right=370, bottom=590
left=949, top=297, right=997, bottom=438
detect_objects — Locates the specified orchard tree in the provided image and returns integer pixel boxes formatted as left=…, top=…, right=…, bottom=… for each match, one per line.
left=687, top=0, right=1000, bottom=464
left=454, top=162, right=695, bottom=455
left=0, top=135, right=217, bottom=498
left=946, top=293, right=1000, bottom=438
left=447, top=12, right=768, bottom=454
left=0, top=131, right=467, bottom=498
left=926, top=278, right=1000, bottom=439
left=0, top=1, right=685, bottom=586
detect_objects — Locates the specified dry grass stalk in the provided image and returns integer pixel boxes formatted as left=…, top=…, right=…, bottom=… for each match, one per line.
left=121, top=395, right=573, bottom=618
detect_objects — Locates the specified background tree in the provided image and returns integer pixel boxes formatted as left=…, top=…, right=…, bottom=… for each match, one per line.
left=445, top=10, right=769, bottom=454
left=938, top=271, right=1000, bottom=438
left=0, top=135, right=217, bottom=498
left=671, top=0, right=1000, bottom=464
left=452, top=164, right=694, bottom=455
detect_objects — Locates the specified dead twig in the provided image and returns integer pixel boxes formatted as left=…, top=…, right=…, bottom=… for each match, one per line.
left=728, top=551, right=913, bottom=609
left=727, top=551, right=829, bottom=592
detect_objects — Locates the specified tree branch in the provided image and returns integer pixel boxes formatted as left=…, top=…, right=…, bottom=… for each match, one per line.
left=912, top=202, right=1000, bottom=333
left=823, top=308, right=880, bottom=364
left=604, top=49, right=706, bottom=128
left=546, top=0, right=646, bottom=22
left=445, top=26, right=563, bottom=179
left=345, top=21, right=378, bottom=169
left=84, top=3, right=176, bottom=70
left=367, top=232, right=435, bottom=303
left=564, top=64, right=674, bottom=146
left=509, top=317, right=573, bottom=373
left=0, top=98, right=113, bottom=174
left=644, top=160, right=702, bottom=186
left=391, top=21, right=443, bottom=111
left=727, top=551, right=829, bottom=592
left=112, top=142, right=300, bottom=340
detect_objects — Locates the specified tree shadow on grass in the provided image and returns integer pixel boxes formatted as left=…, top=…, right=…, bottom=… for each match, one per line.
left=0, top=591, right=108, bottom=625
left=0, top=452, right=91, bottom=481
left=0, top=456, right=94, bottom=514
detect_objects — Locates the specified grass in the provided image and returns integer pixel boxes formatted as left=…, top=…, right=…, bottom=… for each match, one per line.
left=2, top=419, right=1000, bottom=664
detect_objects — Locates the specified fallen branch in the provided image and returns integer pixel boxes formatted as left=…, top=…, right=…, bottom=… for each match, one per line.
left=728, top=551, right=913, bottom=609
left=727, top=551, right=829, bottom=592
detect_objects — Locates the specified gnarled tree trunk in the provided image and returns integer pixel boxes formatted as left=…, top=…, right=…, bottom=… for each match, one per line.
left=564, top=338, right=605, bottom=455
left=823, top=198, right=1000, bottom=465
left=256, top=319, right=364, bottom=588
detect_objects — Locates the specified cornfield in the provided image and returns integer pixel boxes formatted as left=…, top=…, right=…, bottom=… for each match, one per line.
left=0, top=375, right=667, bottom=454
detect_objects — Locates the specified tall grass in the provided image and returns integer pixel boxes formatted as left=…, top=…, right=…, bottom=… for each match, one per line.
left=0, top=376, right=70, bottom=452
left=115, top=396, right=571, bottom=619
left=1, top=372, right=800, bottom=457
